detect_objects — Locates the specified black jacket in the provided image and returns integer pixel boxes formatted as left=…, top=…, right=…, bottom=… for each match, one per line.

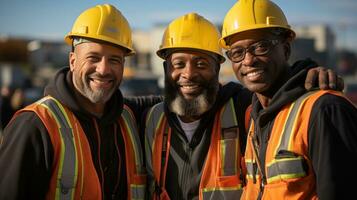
left=0, top=67, right=160, bottom=200
left=250, top=60, right=357, bottom=200
left=152, top=82, right=252, bottom=200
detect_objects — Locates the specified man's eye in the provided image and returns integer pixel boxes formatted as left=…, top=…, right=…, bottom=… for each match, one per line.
left=197, top=62, right=208, bottom=68
left=110, top=58, right=122, bottom=65
left=87, top=56, right=100, bottom=62
left=173, top=62, right=185, bottom=68
left=231, top=48, right=244, bottom=57
left=254, top=44, right=269, bottom=53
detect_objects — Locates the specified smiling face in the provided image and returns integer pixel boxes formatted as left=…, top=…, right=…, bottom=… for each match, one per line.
left=69, top=42, right=125, bottom=104
left=164, top=50, right=220, bottom=120
left=228, top=30, right=290, bottom=95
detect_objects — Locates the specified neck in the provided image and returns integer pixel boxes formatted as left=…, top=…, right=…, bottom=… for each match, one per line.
left=74, top=89, right=105, bottom=117
left=256, top=94, right=271, bottom=109
left=178, top=115, right=201, bottom=123
left=256, top=69, right=289, bottom=109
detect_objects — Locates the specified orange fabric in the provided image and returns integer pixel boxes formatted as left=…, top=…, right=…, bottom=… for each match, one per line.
left=18, top=102, right=101, bottom=200
left=152, top=116, right=171, bottom=199
left=242, top=90, right=343, bottom=200
left=16, top=99, right=145, bottom=200
left=244, top=105, right=252, bottom=132
left=119, top=106, right=147, bottom=199
left=152, top=106, right=243, bottom=200
left=199, top=108, right=242, bottom=199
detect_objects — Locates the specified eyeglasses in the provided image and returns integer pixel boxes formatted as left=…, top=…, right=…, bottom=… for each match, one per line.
left=226, top=39, right=279, bottom=63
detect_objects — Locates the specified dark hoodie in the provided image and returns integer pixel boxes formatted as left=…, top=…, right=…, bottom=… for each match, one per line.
left=0, top=67, right=129, bottom=199
left=250, top=60, right=357, bottom=200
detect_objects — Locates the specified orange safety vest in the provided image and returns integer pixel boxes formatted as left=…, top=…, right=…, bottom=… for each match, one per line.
left=14, top=96, right=146, bottom=200
left=145, top=98, right=244, bottom=200
left=242, top=90, right=344, bottom=200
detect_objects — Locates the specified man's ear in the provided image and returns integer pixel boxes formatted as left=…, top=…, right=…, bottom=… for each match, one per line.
left=283, top=42, right=291, bottom=60
left=69, top=52, right=76, bottom=72
left=215, top=62, right=221, bottom=73
left=163, top=61, right=169, bottom=74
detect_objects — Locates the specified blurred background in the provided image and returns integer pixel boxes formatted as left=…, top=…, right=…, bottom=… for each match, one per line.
left=1, top=0, right=357, bottom=130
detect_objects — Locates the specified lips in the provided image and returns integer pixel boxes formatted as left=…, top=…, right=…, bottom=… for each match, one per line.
left=89, top=76, right=114, bottom=89
left=243, top=69, right=265, bottom=82
left=179, top=82, right=201, bottom=95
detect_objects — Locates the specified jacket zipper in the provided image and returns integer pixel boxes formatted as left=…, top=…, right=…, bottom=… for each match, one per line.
left=93, top=118, right=105, bottom=198
left=112, top=123, right=121, bottom=199
left=251, top=125, right=266, bottom=200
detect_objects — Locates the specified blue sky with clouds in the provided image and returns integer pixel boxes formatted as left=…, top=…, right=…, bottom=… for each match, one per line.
left=1, top=0, right=357, bottom=52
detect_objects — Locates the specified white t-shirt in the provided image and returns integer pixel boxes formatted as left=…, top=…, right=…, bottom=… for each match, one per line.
left=177, top=115, right=200, bottom=143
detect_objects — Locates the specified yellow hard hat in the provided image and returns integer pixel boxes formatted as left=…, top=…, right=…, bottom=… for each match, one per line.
left=64, top=4, right=135, bottom=55
left=157, top=13, right=225, bottom=63
left=220, top=0, right=296, bottom=49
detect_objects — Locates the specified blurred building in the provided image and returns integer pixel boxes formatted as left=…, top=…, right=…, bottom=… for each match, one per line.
left=336, top=50, right=357, bottom=76
left=292, top=24, right=336, bottom=68
left=0, top=36, right=29, bottom=63
left=28, top=40, right=70, bottom=70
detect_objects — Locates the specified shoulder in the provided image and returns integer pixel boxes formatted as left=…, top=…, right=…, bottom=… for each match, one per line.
left=312, top=92, right=356, bottom=111
left=4, top=111, right=49, bottom=139
left=1, top=110, right=52, bottom=158
left=309, top=92, right=357, bottom=125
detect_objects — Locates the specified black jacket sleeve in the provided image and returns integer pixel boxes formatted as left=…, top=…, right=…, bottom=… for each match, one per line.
left=308, top=94, right=357, bottom=200
left=0, top=112, right=53, bottom=200
left=124, top=95, right=164, bottom=124
left=124, top=95, right=164, bottom=158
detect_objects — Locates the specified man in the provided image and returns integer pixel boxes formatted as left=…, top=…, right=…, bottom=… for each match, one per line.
left=144, top=13, right=342, bottom=200
left=0, top=4, right=146, bottom=199
left=220, top=0, right=357, bottom=199
left=145, top=13, right=251, bottom=200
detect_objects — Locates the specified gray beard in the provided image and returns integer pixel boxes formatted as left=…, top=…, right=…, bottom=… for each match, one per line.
left=74, top=74, right=115, bottom=104
left=165, top=77, right=218, bottom=118
left=170, top=91, right=212, bottom=117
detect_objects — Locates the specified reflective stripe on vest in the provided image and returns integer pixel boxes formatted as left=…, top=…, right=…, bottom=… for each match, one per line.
left=201, top=98, right=242, bottom=199
left=32, top=97, right=145, bottom=200
left=244, top=92, right=317, bottom=182
left=121, top=105, right=146, bottom=199
left=36, top=96, right=79, bottom=200
left=219, top=98, right=239, bottom=177
left=243, top=90, right=345, bottom=199
left=265, top=91, right=316, bottom=183
left=146, top=98, right=242, bottom=200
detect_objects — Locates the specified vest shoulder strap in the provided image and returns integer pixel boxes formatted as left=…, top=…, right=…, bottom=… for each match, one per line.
left=35, top=96, right=78, bottom=200
left=144, top=102, right=169, bottom=197
left=121, top=104, right=144, bottom=174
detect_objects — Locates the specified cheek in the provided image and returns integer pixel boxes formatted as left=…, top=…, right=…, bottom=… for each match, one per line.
left=116, top=68, right=124, bottom=83
left=232, top=63, right=242, bottom=79
left=169, top=69, right=179, bottom=81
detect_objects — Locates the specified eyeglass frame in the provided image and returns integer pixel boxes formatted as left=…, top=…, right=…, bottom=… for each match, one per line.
left=225, top=39, right=280, bottom=63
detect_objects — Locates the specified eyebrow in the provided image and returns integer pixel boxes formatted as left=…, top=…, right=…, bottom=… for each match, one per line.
left=172, top=55, right=210, bottom=62
left=86, top=52, right=123, bottom=59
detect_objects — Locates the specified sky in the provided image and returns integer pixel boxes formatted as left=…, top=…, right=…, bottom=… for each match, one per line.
left=1, top=0, right=357, bottom=53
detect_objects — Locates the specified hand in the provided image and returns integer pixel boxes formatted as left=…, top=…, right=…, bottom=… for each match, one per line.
left=305, top=67, right=344, bottom=91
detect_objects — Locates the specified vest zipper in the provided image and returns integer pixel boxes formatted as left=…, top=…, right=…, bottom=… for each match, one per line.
left=250, top=126, right=267, bottom=200
left=74, top=122, right=84, bottom=198
left=112, top=123, right=121, bottom=199
left=93, top=118, right=105, bottom=198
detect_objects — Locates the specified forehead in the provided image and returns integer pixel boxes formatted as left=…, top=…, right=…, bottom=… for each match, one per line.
left=169, top=50, right=216, bottom=61
left=75, top=42, right=126, bottom=56
left=227, top=29, right=277, bottom=47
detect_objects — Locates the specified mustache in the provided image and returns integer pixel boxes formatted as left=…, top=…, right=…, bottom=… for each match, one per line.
left=87, top=72, right=114, bottom=80
left=177, top=80, right=199, bottom=86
